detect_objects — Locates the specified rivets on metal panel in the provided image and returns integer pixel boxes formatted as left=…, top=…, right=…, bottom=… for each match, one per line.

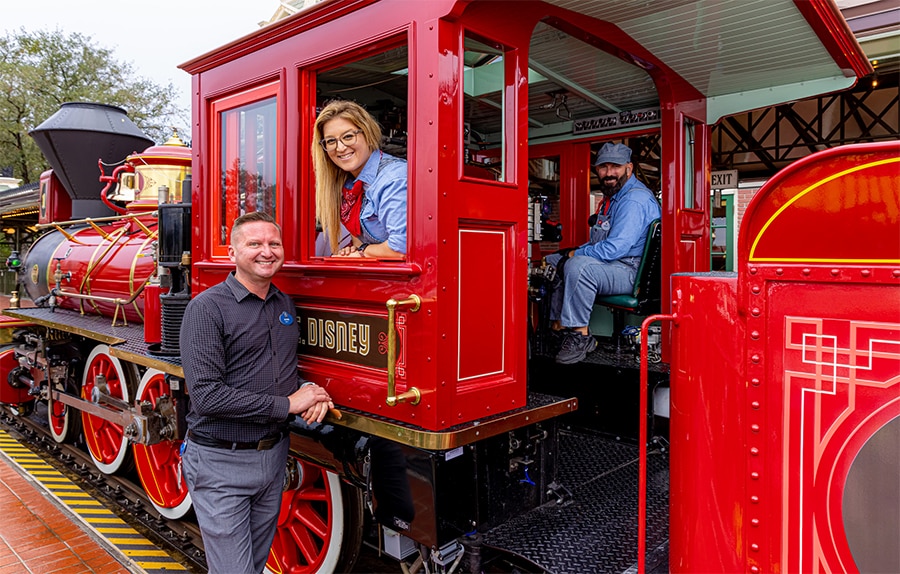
left=751, top=307, right=761, bottom=317
left=750, top=495, right=760, bottom=504
left=751, top=544, right=760, bottom=552
left=751, top=354, right=760, bottom=363
left=750, top=447, right=759, bottom=456
left=750, top=330, right=760, bottom=340
left=751, top=424, right=760, bottom=432
left=749, top=266, right=758, bottom=274
left=751, top=377, right=760, bottom=386
left=893, top=269, right=900, bottom=278
left=775, top=268, right=783, bottom=275
left=751, top=401, right=760, bottom=409
left=831, top=268, right=840, bottom=276
left=861, top=269, right=871, bottom=277
left=751, top=518, right=760, bottom=527
left=751, top=285, right=760, bottom=294
left=750, top=566, right=760, bottom=574
left=802, top=268, right=811, bottom=275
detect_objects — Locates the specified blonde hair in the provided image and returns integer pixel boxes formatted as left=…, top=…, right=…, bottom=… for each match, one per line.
left=312, top=100, right=383, bottom=253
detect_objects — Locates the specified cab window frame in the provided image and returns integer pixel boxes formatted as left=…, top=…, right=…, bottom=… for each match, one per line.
left=304, top=34, right=412, bottom=268
left=209, top=80, right=281, bottom=258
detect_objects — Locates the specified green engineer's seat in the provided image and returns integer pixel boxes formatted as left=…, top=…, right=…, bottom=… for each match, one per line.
left=595, top=219, right=662, bottom=336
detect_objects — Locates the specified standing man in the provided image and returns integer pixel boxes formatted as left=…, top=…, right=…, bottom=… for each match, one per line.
left=180, top=211, right=333, bottom=573
left=547, top=142, right=661, bottom=364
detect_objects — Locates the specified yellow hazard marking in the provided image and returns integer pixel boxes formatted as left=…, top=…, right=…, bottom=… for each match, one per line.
left=134, top=562, right=188, bottom=570
left=0, top=428, right=187, bottom=573
left=107, top=537, right=156, bottom=545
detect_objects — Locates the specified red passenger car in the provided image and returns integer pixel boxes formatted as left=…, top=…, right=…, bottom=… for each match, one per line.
left=1, top=1, right=895, bottom=572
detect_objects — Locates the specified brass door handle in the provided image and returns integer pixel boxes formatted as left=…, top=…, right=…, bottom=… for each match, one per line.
left=385, top=294, right=421, bottom=406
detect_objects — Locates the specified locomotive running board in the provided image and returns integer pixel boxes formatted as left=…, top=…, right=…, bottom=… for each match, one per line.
left=318, top=392, right=578, bottom=451
left=2, top=307, right=183, bottom=377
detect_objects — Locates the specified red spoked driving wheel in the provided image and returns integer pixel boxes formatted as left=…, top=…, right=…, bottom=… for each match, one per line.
left=48, top=377, right=80, bottom=443
left=81, top=344, right=136, bottom=474
left=266, top=456, right=363, bottom=574
left=133, top=368, right=191, bottom=519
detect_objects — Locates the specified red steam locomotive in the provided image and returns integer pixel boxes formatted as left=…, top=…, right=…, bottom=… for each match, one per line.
left=1, top=1, right=896, bottom=572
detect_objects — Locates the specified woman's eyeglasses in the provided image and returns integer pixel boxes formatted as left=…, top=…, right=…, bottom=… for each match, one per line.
left=320, top=129, right=363, bottom=151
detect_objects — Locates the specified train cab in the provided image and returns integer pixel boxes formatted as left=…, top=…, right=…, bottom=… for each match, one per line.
left=180, top=0, right=869, bottom=432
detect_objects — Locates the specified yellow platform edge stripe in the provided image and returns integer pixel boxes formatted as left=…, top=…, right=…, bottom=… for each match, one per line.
left=0, top=428, right=186, bottom=574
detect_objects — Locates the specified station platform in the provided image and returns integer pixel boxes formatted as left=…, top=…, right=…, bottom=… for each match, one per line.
left=0, top=428, right=187, bottom=573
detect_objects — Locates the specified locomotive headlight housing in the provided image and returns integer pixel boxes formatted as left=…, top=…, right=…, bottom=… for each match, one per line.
left=6, top=250, right=21, bottom=271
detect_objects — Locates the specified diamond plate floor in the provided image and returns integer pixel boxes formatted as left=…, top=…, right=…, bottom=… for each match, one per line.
left=482, top=430, right=668, bottom=573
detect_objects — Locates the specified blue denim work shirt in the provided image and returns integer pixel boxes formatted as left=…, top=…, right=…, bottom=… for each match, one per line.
left=346, top=150, right=408, bottom=254
left=574, top=175, right=661, bottom=262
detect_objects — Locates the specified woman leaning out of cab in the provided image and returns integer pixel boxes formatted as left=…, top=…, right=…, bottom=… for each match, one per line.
left=312, top=100, right=407, bottom=259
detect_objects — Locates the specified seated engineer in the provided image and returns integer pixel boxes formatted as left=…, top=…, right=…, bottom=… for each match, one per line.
left=545, top=142, right=661, bottom=364
left=312, top=100, right=407, bottom=258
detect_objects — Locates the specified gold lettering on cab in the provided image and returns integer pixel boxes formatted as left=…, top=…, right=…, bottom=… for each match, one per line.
left=296, top=306, right=389, bottom=370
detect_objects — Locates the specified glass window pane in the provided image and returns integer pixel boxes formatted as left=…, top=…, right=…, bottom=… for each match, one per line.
left=219, top=97, right=277, bottom=246
left=683, top=119, right=695, bottom=210
left=463, top=33, right=506, bottom=182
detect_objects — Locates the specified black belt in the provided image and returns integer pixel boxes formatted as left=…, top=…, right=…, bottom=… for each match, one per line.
left=188, top=430, right=285, bottom=451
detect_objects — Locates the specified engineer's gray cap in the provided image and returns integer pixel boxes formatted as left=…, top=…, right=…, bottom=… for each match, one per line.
left=594, top=142, right=632, bottom=166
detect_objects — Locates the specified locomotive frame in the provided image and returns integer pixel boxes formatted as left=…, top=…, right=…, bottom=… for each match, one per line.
left=2, top=1, right=897, bottom=573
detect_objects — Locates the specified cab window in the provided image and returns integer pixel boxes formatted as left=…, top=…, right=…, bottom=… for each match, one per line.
left=463, top=32, right=509, bottom=182
left=311, top=43, right=409, bottom=259
left=211, top=81, right=279, bottom=255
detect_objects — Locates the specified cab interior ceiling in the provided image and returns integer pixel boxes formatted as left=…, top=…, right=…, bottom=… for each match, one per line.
left=317, top=0, right=853, bottom=146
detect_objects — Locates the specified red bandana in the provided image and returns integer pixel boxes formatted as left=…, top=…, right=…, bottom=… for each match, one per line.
left=340, top=179, right=364, bottom=238
left=595, top=197, right=611, bottom=216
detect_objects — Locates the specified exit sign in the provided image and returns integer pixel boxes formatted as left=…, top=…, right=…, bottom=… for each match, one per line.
left=711, top=170, right=739, bottom=189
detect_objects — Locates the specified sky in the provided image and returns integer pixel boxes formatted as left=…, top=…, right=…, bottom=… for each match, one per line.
left=4, top=1, right=279, bottom=114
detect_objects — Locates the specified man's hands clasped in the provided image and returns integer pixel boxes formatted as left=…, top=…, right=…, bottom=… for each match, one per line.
left=288, top=383, right=334, bottom=425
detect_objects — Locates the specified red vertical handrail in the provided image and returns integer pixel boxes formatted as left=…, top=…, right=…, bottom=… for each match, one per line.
left=638, top=313, right=676, bottom=574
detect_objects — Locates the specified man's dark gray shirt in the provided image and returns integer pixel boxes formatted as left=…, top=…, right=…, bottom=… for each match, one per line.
left=180, top=272, right=298, bottom=443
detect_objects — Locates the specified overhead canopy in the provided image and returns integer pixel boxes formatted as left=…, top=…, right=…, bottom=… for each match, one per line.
left=539, top=0, right=871, bottom=124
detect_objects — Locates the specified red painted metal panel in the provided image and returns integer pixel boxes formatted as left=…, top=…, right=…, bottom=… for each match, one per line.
left=741, top=141, right=900, bottom=265
left=669, top=274, right=744, bottom=574
left=763, top=283, right=899, bottom=572
left=672, top=143, right=900, bottom=572
left=458, top=228, right=505, bottom=380
left=0, top=348, right=33, bottom=406
left=738, top=143, right=900, bottom=572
